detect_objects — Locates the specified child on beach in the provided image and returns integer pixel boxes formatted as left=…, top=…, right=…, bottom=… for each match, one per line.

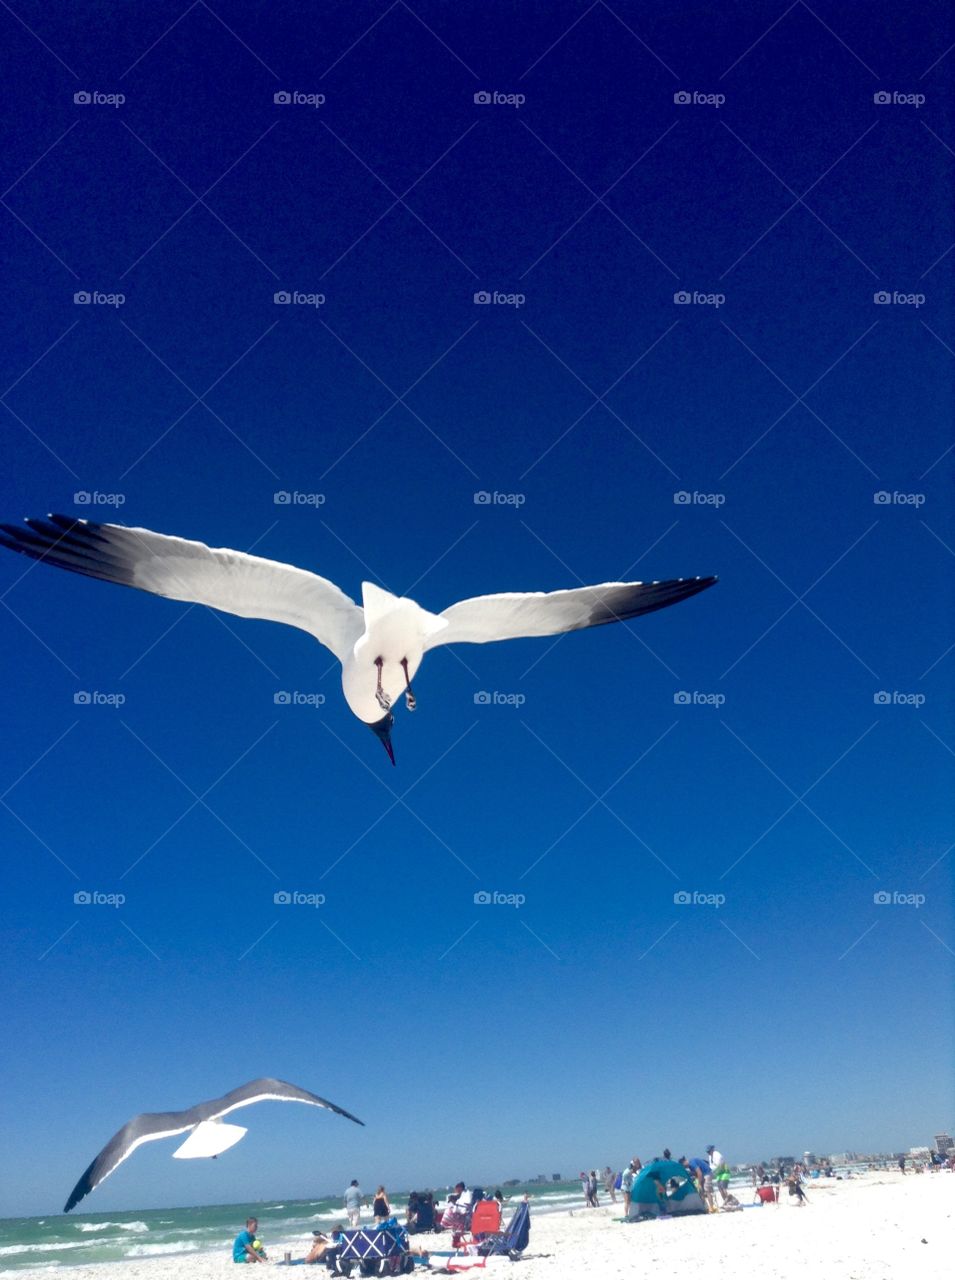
left=233, top=1217, right=267, bottom=1264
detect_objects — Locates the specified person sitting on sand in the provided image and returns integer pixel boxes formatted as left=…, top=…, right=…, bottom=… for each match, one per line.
left=303, top=1232, right=330, bottom=1264
left=233, top=1217, right=267, bottom=1264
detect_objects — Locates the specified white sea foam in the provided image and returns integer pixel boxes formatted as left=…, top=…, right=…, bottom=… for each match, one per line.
left=123, top=1243, right=202, bottom=1258
left=75, top=1221, right=150, bottom=1235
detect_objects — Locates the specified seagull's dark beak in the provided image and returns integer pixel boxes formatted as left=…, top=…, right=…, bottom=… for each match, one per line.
left=368, top=712, right=396, bottom=766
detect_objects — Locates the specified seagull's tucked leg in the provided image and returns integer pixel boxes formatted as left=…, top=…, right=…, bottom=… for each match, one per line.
left=374, top=657, right=392, bottom=710
left=401, top=658, right=416, bottom=711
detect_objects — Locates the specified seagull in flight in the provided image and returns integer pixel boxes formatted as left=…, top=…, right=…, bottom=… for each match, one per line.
left=0, top=515, right=717, bottom=764
left=63, top=1076, right=363, bottom=1212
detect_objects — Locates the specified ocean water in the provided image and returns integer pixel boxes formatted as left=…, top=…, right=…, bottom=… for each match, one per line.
left=0, top=1183, right=583, bottom=1270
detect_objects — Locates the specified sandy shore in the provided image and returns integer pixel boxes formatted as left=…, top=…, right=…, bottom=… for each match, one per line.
left=12, top=1173, right=950, bottom=1280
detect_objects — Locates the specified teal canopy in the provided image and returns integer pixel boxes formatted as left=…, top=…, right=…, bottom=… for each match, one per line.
left=632, top=1160, right=697, bottom=1206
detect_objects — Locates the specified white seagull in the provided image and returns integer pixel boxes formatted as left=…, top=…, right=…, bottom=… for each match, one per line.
left=0, top=515, right=717, bottom=764
left=63, top=1076, right=364, bottom=1212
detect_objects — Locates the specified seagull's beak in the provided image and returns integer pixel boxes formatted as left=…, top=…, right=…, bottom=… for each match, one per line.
left=368, top=712, right=396, bottom=766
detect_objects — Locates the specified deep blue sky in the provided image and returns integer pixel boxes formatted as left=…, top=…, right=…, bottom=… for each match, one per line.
left=1, top=1, right=953, bottom=1218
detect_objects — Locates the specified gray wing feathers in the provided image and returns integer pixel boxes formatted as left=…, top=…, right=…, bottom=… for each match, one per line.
left=0, top=516, right=363, bottom=662
left=428, top=576, right=717, bottom=646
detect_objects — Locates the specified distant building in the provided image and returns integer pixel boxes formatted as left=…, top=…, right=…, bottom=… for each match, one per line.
left=552, top=1174, right=562, bottom=1182
left=934, top=1133, right=953, bottom=1155
left=909, top=1146, right=931, bottom=1158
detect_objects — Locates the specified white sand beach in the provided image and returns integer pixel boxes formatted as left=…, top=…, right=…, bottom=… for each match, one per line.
left=12, top=1172, right=949, bottom=1280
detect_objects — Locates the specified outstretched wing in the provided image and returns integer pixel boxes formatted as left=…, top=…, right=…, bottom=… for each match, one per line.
left=63, top=1077, right=364, bottom=1213
left=0, top=515, right=364, bottom=663
left=63, top=1111, right=195, bottom=1213
left=201, top=1076, right=365, bottom=1126
left=426, top=577, right=717, bottom=647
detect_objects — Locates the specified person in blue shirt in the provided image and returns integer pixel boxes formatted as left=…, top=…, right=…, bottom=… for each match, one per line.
left=233, top=1217, right=266, bottom=1263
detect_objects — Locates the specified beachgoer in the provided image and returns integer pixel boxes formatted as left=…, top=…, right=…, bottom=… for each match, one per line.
left=588, top=1170, right=600, bottom=1207
left=344, top=1179, right=362, bottom=1228
left=707, top=1145, right=730, bottom=1203
left=373, top=1186, right=391, bottom=1223
left=233, top=1217, right=266, bottom=1264
left=662, top=1149, right=671, bottom=1161
left=603, top=1166, right=617, bottom=1203
left=787, top=1175, right=808, bottom=1206
left=898, top=1155, right=906, bottom=1174
left=621, top=1161, right=636, bottom=1217
left=579, top=1171, right=590, bottom=1207
left=304, top=1232, right=330, bottom=1264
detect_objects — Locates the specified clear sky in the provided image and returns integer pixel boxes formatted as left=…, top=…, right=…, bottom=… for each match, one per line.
left=1, top=0, right=952, bottom=1219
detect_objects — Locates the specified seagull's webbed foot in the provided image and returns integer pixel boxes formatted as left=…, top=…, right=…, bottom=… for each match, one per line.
left=374, top=657, right=392, bottom=711
left=401, top=658, right=416, bottom=712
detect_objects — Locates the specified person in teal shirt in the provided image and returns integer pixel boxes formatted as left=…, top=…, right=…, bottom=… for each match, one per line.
left=233, top=1217, right=266, bottom=1263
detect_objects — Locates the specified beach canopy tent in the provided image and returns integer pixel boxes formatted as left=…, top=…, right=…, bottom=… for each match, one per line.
left=628, top=1160, right=706, bottom=1218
